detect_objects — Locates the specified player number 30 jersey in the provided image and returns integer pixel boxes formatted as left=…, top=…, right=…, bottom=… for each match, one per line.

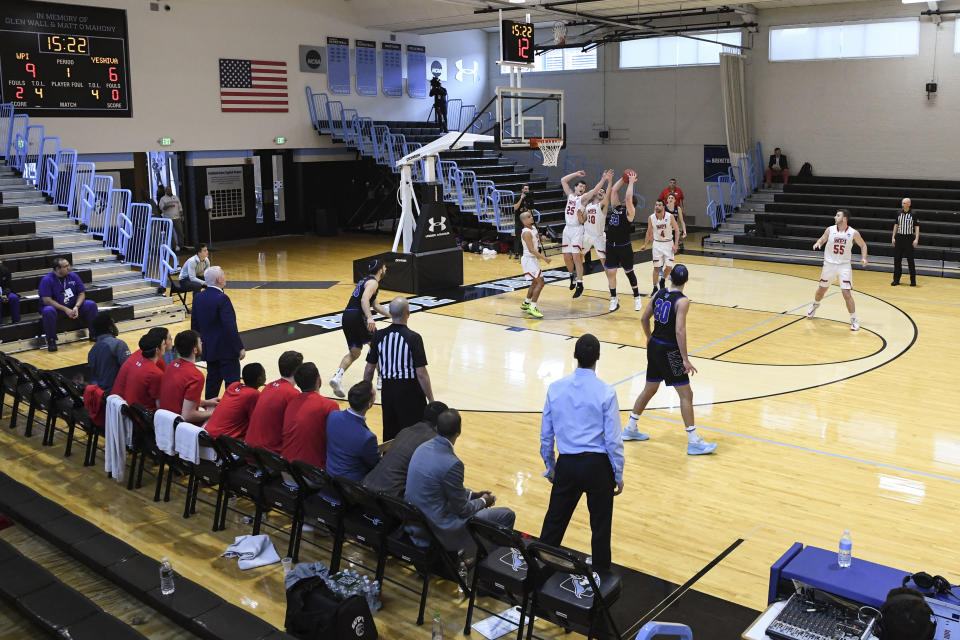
left=824, top=225, right=856, bottom=265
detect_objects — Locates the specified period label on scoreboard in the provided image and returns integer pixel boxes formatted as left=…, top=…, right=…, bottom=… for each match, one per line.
left=0, top=0, right=132, bottom=117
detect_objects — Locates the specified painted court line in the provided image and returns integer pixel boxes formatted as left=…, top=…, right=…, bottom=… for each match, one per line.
left=610, top=294, right=836, bottom=387
left=639, top=413, right=960, bottom=485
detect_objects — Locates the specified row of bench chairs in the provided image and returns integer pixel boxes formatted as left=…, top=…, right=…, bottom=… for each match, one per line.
left=0, top=351, right=626, bottom=639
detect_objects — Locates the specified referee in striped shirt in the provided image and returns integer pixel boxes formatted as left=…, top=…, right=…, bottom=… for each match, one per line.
left=892, top=197, right=919, bottom=286
left=364, top=297, right=434, bottom=441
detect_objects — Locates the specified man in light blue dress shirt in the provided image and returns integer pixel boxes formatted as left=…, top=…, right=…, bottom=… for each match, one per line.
left=539, top=333, right=624, bottom=572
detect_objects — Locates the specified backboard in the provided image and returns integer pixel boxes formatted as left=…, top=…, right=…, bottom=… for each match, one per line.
left=495, top=86, right=564, bottom=150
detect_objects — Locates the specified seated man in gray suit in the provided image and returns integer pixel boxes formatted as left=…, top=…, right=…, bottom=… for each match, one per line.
left=404, top=409, right=515, bottom=557
left=363, top=401, right=447, bottom=497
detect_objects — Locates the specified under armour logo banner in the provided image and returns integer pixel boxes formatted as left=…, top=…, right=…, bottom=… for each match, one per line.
left=427, top=217, right=447, bottom=232
left=455, top=59, right=479, bottom=83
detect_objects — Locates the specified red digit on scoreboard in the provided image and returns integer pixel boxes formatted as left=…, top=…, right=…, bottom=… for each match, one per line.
left=15, top=87, right=23, bottom=99
left=25, top=62, right=36, bottom=78
left=518, top=37, right=529, bottom=59
left=108, top=66, right=118, bottom=82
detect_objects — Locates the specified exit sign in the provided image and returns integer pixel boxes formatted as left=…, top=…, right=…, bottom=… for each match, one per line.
left=275, top=136, right=286, bottom=145
left=159, top=137, right=172, bottom=146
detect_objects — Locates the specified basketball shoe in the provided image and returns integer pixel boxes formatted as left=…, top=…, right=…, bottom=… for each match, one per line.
left=806, top=302, right=820, bottom=318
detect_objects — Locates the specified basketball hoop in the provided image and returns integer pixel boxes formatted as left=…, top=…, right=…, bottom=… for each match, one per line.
left=531, top=138, right=564, bottom=167
left=552, top=21, right=567, bottom=46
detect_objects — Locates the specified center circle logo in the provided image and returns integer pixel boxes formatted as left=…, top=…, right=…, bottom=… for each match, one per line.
left=306, top=50, right=322, bottom=69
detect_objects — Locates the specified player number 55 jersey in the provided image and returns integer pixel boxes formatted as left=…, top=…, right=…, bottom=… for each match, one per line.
left=565, top=194, right=584, bottom=227
left=824, top=225, right=856, bottom=265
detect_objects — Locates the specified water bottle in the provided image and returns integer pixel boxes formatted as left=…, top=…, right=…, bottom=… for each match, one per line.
left=159, top=558, right=175, bottom=595
left=838, top=530, right=852, bottom=568
left=371, top=580, right=381, bottom=611
left=432, top=611, right=443, bottom=640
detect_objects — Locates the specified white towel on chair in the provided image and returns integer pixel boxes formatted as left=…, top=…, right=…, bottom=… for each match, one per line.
left=104, top=394, right=131, bottom=483
left=154, top=409, right=179, bottom=455
left=222, top=534, right=281, bottom=570
left=174, top=421, right=203, bottom=464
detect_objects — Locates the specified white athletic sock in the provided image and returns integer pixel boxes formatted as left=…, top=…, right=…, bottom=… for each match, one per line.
left=529, top=301, right=537, bottom=308
left=626, top=412, right=640, bottom=430
left=686, top=426, right=702, bottom=444
left=524, top=297, right=531, bottom=304
left=850, top=313, right=857, bottom=321
left=334, top=368, right=344, bottom=379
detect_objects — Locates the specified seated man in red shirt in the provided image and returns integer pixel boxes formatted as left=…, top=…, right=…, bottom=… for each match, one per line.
left=122, top=331, right=169, bottom=410
left=112, top=327, right=171, bottom=401
left=204, top=363, right=266, bottom=439
left=280, top=362, right=339, bottom=468
left=246, top=350, right=303, bottom=452
left=159, top=330, right=219, bottom=424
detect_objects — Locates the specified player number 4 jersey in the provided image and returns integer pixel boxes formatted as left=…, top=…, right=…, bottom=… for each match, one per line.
left=824, top=225, right=856, bottom=265
left=565, top=194, right=584, bottom=227
left=649, top=213, right=674, bottom=242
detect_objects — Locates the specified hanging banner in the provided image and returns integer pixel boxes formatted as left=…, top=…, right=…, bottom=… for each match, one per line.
left=407, top=45, right=426, bottom=98
left=327, top=37, right=351, bottom=95
left=704, top=144, right=731, bottom=181
left=381, top=42, right=402, bottom=97
left=355, top=39, right=378, bottom=96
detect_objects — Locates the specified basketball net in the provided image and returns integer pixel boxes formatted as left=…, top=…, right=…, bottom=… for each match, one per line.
left=532, top=138, right=563, bottom=167
left=552, top=21, right=567, bottom=46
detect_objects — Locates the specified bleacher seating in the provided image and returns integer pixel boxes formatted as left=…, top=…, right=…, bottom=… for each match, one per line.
left=305, top=86, right=613, bottom=240
left=739, top=175, right=960, bottom=264
left=0, top=105, right=185, bottom=353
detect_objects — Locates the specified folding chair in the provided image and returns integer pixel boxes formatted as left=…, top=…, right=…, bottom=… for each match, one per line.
left=167, top=277, right=192, bottom=314
left=526, top=542, right=622, bottom=640
left=334, top=475, right=400, bottom=585
left=378, top=493, right=470, bottom=625
left=464, top=518, right=537, bottom=640
left=289, top=460, right=345, bottom=566
left=181, top=430, right=224, bottom=524
left=214, top=436, right=268, bottom=533
left=251, top=446, right=302, bottom=557
left=122, top=403, right=162, bottom=493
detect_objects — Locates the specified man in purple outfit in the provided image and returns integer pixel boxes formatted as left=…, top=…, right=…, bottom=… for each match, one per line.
left=37, top=257, right=98, bottom=352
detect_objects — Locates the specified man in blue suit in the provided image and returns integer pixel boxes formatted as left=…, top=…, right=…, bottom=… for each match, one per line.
left=190, top=266, right=245, bottom=398
left=404, top=409, right=515, bottom=557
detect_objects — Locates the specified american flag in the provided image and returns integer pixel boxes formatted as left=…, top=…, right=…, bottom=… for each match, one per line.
left=219, top=59, right=288, bottom=113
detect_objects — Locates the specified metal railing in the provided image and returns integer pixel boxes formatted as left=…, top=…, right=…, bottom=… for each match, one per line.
left=0, top=103, right=13, bottom=161
left=454, top=169, right=478, bottom=213
left=124, top=203, right=152, bottom=267
left=143, top=217, right=176, bottom=286
left=438, top=160, right=458, bottom=201
left=6, top=114, right=27, bottom=161
left=327, top=101, right=345, bottom=142
left=104, top=188, right=131, bottom=252
left=86, top=174, right=114, bottom=237
left=53, top=150, right=78, bottom=209
left=342, top=108, right=359, bottom=147
left=386, top=133, right=407, bottom=173
left=70, top=162, right=95, bottom=222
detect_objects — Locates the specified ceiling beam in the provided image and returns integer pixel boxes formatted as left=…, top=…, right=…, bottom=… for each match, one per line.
left=470, top=0, right=748, bottom=50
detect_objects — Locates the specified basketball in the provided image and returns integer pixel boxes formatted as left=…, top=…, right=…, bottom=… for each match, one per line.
left=623, top=169, right=637, bottom=182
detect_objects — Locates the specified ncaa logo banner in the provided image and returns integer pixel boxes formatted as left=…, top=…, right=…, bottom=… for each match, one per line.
left=299, top=45, right=327, bottom=73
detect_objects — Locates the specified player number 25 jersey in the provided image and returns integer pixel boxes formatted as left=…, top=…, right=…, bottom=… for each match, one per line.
left=565, top=194, right=584, bottom=228
left=824, top=225, right=856, bottom=265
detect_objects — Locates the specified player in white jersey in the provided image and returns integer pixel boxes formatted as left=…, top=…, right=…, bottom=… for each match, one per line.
left=581, top=174, right=612, bottom=269
left=519, top=211, right=551, bottom=319
left=560, top=169, right=613, bottom=299
left=639, top=198, right=680, bottom=296
left=806, top=209, right=869, bottom=331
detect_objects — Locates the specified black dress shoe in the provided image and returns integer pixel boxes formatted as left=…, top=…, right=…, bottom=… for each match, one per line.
left=891, top=281, right=899, bottom=286
left=910, top=282, right=917, bottom=287
left=47, top=341, right=58, bottom=352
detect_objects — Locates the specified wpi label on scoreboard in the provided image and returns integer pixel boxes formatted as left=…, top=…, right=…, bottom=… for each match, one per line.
left=0, top=0, right=132, bottom=117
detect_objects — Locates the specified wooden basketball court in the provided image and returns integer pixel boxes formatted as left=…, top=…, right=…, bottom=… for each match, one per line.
left=3, top=232, right=959, bottom=639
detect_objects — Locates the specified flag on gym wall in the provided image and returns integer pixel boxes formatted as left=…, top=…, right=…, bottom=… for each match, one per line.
left=219, top=59, right=289, bottom=113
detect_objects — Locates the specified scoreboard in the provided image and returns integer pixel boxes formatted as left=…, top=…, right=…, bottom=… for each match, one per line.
left=0, top=1, right=132, bottom=117
left=500, top=19, right=535, bottom=67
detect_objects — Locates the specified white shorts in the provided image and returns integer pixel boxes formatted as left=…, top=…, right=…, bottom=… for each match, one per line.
left=818, top=262, right=853, bottom=290
left=521, top=256, right=542, bottom=280
left=582, top=231, right=606, bottom=257
left=562, top=225, right=584, bottom=254
left=652, top=240, right=675, bottom=268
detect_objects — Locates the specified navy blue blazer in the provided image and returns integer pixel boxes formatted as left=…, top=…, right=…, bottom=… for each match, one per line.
left=190, top=286, right=244, bottom=362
